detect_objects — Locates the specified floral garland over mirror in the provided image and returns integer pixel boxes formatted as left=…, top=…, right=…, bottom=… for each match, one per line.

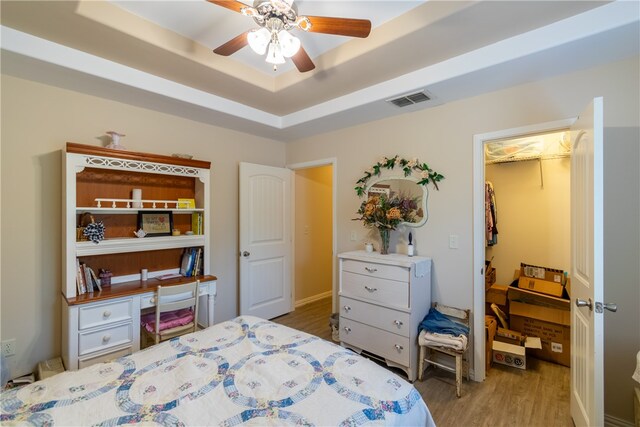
left=353, top=155, right=444, bottom=254
left=354, top=155, right=444, bottom=196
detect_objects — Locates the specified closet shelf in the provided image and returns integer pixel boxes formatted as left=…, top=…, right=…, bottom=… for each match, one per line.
left=76, top=235, right=204, bottom=256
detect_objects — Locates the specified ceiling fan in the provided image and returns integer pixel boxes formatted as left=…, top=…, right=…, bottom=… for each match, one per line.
left=208, top=0, right=372, bottom=72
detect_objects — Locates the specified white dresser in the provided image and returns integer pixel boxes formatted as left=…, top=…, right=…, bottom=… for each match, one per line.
left=338, top=251, right=431, bottom=382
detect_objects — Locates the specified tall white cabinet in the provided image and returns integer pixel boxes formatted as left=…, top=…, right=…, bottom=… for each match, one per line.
left=62, top=143, right=216, bottom=370
left=338, top=251, right=431, bottom=381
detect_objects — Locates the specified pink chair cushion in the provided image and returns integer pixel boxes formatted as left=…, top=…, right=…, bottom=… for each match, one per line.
left=141, top=308, right=194, bottom=334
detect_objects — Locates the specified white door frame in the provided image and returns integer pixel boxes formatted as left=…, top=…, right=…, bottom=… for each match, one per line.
left=286, top=158, right=338, bottom=312
left=471, top=118, right=574, bottom=381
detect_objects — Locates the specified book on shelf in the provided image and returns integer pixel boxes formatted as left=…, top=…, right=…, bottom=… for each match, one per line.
left=83, top=264, right=93, bottom=293
left=180, top=248, right=195, bottom=277
left=88, top=266, right=102, bottom=292
left=191, top=213, right=202, bottom=235
left=179, top=247, right=203, bottom=277
left=178, top=198, right=196, bottom=209
left=75, top=258, right=86, bottom=295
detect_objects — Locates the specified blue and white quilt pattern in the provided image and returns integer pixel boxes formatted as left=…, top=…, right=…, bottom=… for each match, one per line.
left=1, top=316, right=434, bottom=426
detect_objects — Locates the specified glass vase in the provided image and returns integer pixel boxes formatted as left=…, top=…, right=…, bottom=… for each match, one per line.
left=379, top=228, right=391, bottom=255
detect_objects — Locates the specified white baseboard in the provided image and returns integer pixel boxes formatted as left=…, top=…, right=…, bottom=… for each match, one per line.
left=605, top=413, right=634, bottom=427
left=295, top=291, right=332, bottom=308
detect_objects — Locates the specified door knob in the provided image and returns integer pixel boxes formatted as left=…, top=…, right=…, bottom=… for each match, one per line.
left=575, top=298, right=593, bottom=310
left=595, top=302, right=618, bottom=313
left=242, top=251, right=250, bottom=257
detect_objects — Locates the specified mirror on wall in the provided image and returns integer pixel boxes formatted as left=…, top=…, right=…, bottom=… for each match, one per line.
left=354, top=155, right=444, bottom=229
left=366, top=176, right=428, bottom=228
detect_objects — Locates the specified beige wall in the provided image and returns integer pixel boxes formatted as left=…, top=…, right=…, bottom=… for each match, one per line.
left=485, top=158, right=571, bottom=285
left=286, top=56, right=640, bottom=423
left=294, top=166, right=333, bottom=304
left=0, top=74, right=286, bottom=379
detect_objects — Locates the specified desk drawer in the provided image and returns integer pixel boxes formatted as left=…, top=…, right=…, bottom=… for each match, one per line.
left=340, top=318, right=410, bottom=367
left=79, top=299, right=132, bottom=330
left=79, top=322, right=132, bottom=356
left=342, top=259, right=409, bottom=282
left=341, top=271, right=408, bottom=308
left=340, top=296, right=410, bottom=336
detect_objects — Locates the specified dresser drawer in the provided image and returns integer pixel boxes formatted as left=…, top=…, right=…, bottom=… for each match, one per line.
left=341, top=271, right=409, bottom=308
left=340, top=318, right=411, bottom=367
left=342, top=259, right=409, bottom=282
left=79, top=299, right=133, bottom=330
left=78, top=322, right=133, bottom=356
left=340, top=296, right=410, bottom=336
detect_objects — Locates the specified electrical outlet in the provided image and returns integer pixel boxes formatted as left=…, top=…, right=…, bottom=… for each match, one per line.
left=1, top=339, right=16, bottom=357
left=449, top=234, right=459, bottom=249
left=350, top=231, right=357, bottom=241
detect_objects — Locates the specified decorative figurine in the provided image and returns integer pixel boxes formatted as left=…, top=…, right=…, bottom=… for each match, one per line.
left=134, top=228, right=147, bottom=238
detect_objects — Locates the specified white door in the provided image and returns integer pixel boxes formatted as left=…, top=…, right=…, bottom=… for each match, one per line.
left=570, top=97, right=604, bottom=426
left=239, top=162, right=293, bottom=319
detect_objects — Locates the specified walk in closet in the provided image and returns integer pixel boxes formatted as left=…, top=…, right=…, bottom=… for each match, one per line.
left=484, top=130, right=572, bottom=370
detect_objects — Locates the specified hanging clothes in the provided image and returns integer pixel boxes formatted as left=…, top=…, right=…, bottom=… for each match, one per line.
left=485, top=181, right=498, bottom=246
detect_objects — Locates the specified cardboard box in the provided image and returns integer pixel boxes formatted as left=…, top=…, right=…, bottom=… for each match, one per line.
left=492, top=336, right=542, bottom=370
left=510, top=316, right=570, bottom=367
left=486, top=284, right=509, bottom=306
left=517, top=276, right=565, bottom=297
left=520, top=262, right=565, bottom=284
left=508, top=286, right=571, bottom=367
left=517, top=263, right=566, bottom=298
left=485, top=260, right=496, bottom=289
left=495, top=327, right=523, bottom=346
left=485, top=315, right=497, bottom=371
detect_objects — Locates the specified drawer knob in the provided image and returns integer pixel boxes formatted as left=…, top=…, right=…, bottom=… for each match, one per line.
left=149, top=297, right=156, bottom=304
left=393, top=320, right=404, bottom=327
left=343, top=305, right=351, bottom=312
left=343, top=326, right=351, bottom=333
left=364, top=267, right=378, bottom=273
left=103, top=310, right=111, bottom=318
left=102, top=335, right=111, bottom=343
left=394, top=344, right=404, bottom=351
left=364, top=286, right=378, bottom=292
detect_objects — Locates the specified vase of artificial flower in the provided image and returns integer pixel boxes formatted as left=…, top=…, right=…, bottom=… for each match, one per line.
left=379, top=228, right=391, bottom=255
left=354, top=193, right=417, bottom=255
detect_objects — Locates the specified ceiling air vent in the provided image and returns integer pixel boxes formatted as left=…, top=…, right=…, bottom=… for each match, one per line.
left=387, top=91, right=431, bottom=108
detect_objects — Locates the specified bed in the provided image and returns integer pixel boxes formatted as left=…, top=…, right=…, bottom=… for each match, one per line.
left=1, top=316, right=434, bottom=426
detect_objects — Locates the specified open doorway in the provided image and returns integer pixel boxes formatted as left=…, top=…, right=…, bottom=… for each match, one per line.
left=472, top=119, right=574, bottom=380
left=288, top=159, right=337, bottom=314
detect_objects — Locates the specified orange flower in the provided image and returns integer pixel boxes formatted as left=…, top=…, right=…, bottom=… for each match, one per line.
left=386, top=207, right=402, bottom=221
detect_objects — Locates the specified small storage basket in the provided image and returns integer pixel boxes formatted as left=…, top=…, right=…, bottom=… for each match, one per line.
left=76, top=213, right=94, bottom=242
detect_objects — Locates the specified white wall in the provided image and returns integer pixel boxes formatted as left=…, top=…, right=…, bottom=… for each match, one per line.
left=286, top=56, right=640, bottom=423
left=0, top=74, right=286, bottom=379
left=485, top=157, right=571, bottom=285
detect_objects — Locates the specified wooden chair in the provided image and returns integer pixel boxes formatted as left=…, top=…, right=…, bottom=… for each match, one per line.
left=417, top=303, right=471, bottom=398
left=141, top=280, right=199, bottom=345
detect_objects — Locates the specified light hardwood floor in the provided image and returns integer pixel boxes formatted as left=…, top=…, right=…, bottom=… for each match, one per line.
left=272, top=296, right=572, bottom=427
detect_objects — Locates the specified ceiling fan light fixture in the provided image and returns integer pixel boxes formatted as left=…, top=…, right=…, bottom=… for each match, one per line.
left=247, top=28, right=271, bottom=54
left=278, top=29, right=300, bottom=57
left=265, top=42, right=285, bottom=65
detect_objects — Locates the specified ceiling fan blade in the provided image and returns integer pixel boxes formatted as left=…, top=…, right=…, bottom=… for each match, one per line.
left=291, top=46, right=315, bottom=73
left=207, top=0, right=252, bottom=14
left=213, top=31, right=249, bottom=56
left=303, top=16, right=371, bottom=38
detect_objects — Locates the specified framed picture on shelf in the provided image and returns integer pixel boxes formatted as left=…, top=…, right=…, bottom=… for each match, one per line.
left=137, top=211, right=174, bottom=237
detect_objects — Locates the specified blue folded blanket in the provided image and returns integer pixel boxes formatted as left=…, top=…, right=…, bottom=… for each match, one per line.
left=419, top=307, right=469, bottom=336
